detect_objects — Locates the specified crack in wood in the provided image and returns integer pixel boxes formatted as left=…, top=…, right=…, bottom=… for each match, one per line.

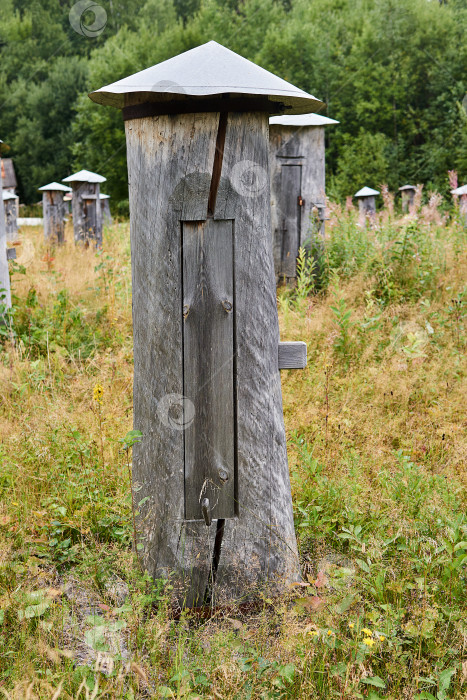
left=207, top=112, right=228, bottom=217
left=204, top=517, right=225, bottom=605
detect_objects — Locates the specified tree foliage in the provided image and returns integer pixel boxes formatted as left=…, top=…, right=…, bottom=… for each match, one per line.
left=0, top=0, right=466, bottom=205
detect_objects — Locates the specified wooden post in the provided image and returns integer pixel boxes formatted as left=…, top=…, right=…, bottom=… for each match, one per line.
left=62, top=170, right=106, bottom=246
left=269, top=114, right=338, bottom=282
left=354, top=187, right=379, bottom=225
left=0, top=144, right=12, bottom=310
left=3, top=191, right=18, bottom=242
left=89, top=40, right=322, bottom=606
left=100, top=194, right=112, bottom=226
left=451, top=184, right=467, bottom=225
left=38, top=182, right=72, bottom=244
left=399, top=185, right=416, bottom=213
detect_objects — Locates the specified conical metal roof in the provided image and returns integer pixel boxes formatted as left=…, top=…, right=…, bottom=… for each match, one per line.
left=398, top=184, right=416, bottom=191
left=38, top=182, right=72, bottom=192
left=2, top=191, right=17, bottom=200
left=269, top=113, right=338, bottom=127
left=355, top=187, right=379, bottom=198
left=89, top=40, right=323, bottom=115
left=63, top=169, right=106, bottom=184
left=452, top=184, right=467, bottom=195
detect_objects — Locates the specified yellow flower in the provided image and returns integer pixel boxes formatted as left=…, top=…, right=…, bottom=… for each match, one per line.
left=93, top=383, right=104, bottom=404
left=363, top=638, right=375, bottom=647
left=379, top=635, right=385, bottom=642
left=309, top=630, right=319, bottom=637
left=361, top=628, right=372, bottom=635
left=348, top=623, right=354, bottom=629
left=327, top=630, right=333, bottom=636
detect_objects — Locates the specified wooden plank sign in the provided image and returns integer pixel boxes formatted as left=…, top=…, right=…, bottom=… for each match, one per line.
left=89, top=40, right=322, bottom=606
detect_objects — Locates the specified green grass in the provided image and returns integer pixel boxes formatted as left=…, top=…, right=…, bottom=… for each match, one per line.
left=0, top=210, right=465, bottom=699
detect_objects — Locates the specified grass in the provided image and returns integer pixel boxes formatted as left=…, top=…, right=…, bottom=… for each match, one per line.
left=0, top=205, right=465, bottom=699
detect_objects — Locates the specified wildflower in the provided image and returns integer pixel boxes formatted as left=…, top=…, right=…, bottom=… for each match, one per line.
left=361, top=628, right=372, bottom=635
left=362, top=638, right=375, bottom=648
left=379, top=635, right=385, bottom=642
left=348, top=623, right=354, bottom=629
left=327, top=630, right=333, bottom=636
left=93, top=383, right=104, bottom=404
left=309, top=630, right=319, bottom=637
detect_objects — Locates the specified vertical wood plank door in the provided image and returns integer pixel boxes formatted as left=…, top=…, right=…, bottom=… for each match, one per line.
left=182, top=218, right=236, bottom=520
left=280, top=165, right=302, bottom=278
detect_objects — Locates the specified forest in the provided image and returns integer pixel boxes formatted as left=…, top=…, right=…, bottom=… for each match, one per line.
left=0, top=0, right=467, bottom=211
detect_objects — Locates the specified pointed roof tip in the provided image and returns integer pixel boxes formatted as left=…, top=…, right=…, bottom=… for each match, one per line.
left=62, top=169, right=106, bottom=183
left=398, top=184, right=416, bottom=191
left=354, top=187, right=379, bottom=197
left=99, top=193, right=110, bottom=199
left=38, top=182, right=72, bottom=192
left=452, top=184, right=467, bottom=195
left=269, top=113, right=339, bottom=127
left=88, top=40, right=323, bottom=116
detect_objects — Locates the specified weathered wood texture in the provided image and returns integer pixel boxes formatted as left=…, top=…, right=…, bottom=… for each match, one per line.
left=101, top=199, right=112, bottom=226
left=278, top=341, right=307, bottom=369
left=0, top=162, right=12, bottom=309
left=71, top=182, right=103, bottom=246
left=401, top=189, right=415, bottom=213
left=358, top=196, right=376, bottom=217
left=460, top=194, right=467, bottom=225
left=270, top=125, right=326, bottom=280
left=4, top=198, right=18, bottom=241
left=126, top=111, right=300, bottom=606
left=182, top=218, right=236, bottom=520
left=43, top=191, right=66, bottom=244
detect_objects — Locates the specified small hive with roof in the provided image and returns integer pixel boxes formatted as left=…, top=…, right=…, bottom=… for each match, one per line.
left=89, top=40, right=322, bottom=606
left=354, top=186, right=379, bottom=220
left=452, top=184, right=467, bottom=224
left=62, top=169, right=106, bottom=246
left=269, top=113, right=338, bottom=281
left=38, top=182, right=72, bottom=244
left=0, top=140, right=11, bottom=310
left=399, top=184, right=416, bottom=213
left=2, top=191, right=18, bottom=241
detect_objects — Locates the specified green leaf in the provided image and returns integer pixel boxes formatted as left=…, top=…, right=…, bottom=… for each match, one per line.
left=336, top=593, right=356, bottom=614
left=361, top=676, right=386, bottom=689
left=356, top=558, right=371, bottom=573
left=18, top=600, right=51, bottom=621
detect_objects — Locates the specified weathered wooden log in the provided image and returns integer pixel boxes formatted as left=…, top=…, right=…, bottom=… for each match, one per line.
left=451, top=184, right=467, bottom=225
left=354, top=186, right=379, bottom=224
left=62, top=170, right=106, bottom=246
left=3, top=191, right=18, bottom=242
left=38, top=182, right=72, bottom=244
left=399, top=184, right=416, bottom=213
left=0, top=147, right=11, bottom=310
left=89, top=40, right=323, bottom=606
left=269, top=114, right=338, bottom=281
left=100, top=194, right=112, bottom=226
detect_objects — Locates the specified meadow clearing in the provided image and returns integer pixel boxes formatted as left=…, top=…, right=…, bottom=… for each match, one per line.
left=0, top=197, right=465, bottom=699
